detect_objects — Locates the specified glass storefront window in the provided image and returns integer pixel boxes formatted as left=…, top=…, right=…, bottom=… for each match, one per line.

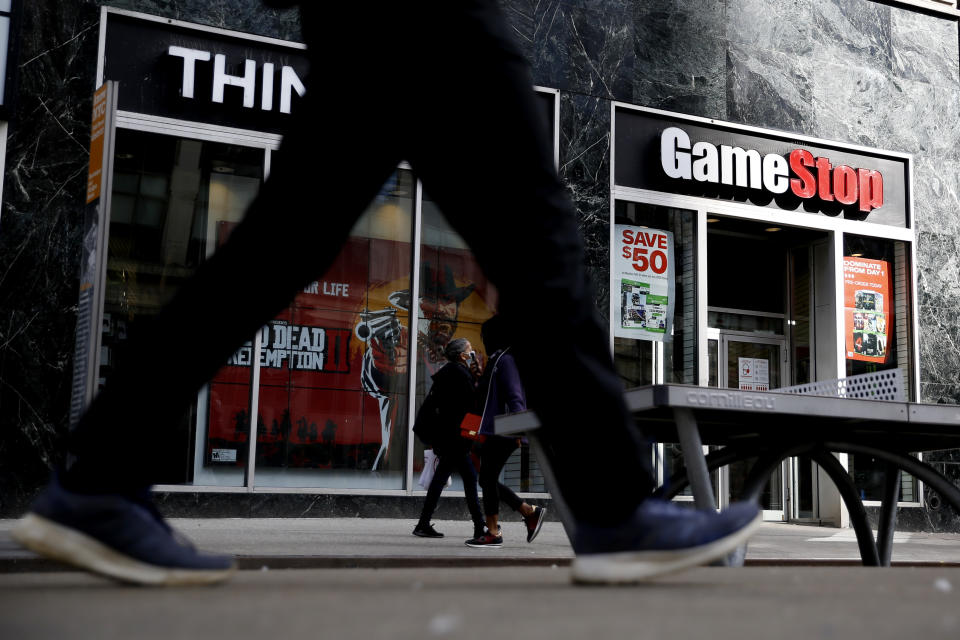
left=615, top=201, right=699, bottom=498
left=412, top=190, right=544, bottom=494
left=103, top=129, right=264, bottom=487
left=613, top=201, right=697, bottom=384
left=248, top=171, right=416, bottom=489
left=843, top=234, right=917, bottom=502
left=707, top=310, right=784, bottom=336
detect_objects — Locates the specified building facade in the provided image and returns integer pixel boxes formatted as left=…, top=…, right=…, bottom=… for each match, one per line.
left=1, top=0, right=958, bottom=531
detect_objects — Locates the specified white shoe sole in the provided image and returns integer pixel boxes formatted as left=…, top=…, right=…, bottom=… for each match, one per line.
left=570, top=512, right=762, bottom=585
left=11, top=513, right=236, bottom=586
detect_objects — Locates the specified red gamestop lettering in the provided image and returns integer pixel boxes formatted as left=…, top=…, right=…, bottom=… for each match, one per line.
left=661, top=127, right=884, bottom=214
left=621, top=229, right=668, bottom=274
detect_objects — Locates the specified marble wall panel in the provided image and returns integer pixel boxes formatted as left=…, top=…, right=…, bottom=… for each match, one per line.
left=726, top=0, right=815, bottom=58
left=725, top=45, right=815, bottom=132
left=499, top=0, right=570, bottom=90
left=921, top=382, right=960, bottom=405
left=104, top=0, right=301, bottom=40
left=890, top=3, right=960, bottom=88
left=0, top=2, right=105, bottom=512
left=806, top=61, right=900, bottom=148
left=808, top=0, right=894, bottom=73
left=503, top=0, right=636, bottom=99
left=549, top=0, right=635, bottom=100
left=633, top=5, right=726, bottom=117
left=917, top=309, right=960, bottom=386
left=916, top=231, right=960, bottom=311
left=807, top=65, right=960, bottom=167
left=559, top=92, right=613, bottom=317
left=912, top=157, right=960, bottom=237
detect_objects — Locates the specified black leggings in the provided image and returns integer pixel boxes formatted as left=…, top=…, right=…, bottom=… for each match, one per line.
left=478, top=437, right=526, bottom=517
left=418, top=448, right=484, bottom=532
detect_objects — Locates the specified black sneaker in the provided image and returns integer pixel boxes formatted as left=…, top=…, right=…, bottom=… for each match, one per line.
left=465, top=530, right=503, bottom=548
left=11, top=475, right=235, bottom=586
left=412, top=522, right=444, bottom=538
left=523, top=506, right=547, bottom=543
left=472, top=523, right=500, bottom=539
left=570, top=499, right=761, bottom=584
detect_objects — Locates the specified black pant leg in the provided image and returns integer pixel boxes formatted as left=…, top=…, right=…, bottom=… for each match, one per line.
left=479, top=437, right=522, bottom=516
left=454, top=452, right=485, bottom=532
left=418, top=453, right=455, bottom=525
left=402, top=3, right=654, bottom=525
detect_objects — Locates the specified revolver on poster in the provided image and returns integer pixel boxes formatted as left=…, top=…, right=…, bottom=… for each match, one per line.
left=355, top=309, right=403, bottom=362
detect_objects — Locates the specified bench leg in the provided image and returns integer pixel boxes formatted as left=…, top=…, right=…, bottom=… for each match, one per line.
left=674, top=408, right=716, bottom=512
left=674, top=409, right=746, bottom=567
left=811, top=450, right=881, bottom=566
left=824, top=441, right=960, bottom=517
left=876, top=462, right=901, bottom=567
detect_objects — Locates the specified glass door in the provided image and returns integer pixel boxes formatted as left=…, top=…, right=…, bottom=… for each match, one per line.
left=718, top=333, right=787, bottom=521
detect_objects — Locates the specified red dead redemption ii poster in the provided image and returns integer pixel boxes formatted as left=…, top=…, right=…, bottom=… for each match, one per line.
left=205, top=234, right=495, bottom=473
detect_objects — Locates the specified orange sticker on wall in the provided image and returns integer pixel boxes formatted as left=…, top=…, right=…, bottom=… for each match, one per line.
left=86, top=84, right=108, bottom=204
left=843, top=256, right=892, bottom=363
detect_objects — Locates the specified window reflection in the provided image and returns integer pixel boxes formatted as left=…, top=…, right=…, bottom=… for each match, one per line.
left=104, top=129, right=264, bottom=487
left=248, top=171, right=415, bottom=489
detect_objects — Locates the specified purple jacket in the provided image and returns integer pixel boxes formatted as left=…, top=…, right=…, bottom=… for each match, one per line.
left=476, top=349, right=526, bottom=437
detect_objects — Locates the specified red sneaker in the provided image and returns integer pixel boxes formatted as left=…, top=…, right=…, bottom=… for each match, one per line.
left=523, top=506, right=547, bottom=543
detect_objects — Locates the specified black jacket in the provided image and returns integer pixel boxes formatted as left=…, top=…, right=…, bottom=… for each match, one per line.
left=418, top=362, right=476, bottom=456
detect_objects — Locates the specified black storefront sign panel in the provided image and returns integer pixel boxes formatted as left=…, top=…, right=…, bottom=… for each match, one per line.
left=102, top=12, right=309, bottom=134
left=614, top=107, right=909, bottom=227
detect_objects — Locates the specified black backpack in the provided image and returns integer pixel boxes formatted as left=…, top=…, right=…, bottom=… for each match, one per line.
left=412, top=387, right=443, bottom=447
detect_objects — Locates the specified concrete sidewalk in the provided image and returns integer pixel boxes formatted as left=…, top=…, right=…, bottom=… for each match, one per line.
left=4, top=518, right=960, bottom=571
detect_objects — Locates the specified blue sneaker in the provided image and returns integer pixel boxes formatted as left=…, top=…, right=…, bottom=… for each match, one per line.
left=570, top=499, right=761, bottom=584
left=11, top=476, right=235, bottom=585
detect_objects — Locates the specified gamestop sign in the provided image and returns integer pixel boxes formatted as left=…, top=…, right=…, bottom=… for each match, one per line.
left=614, top=107, right=909, bottom=227
left=660, top=127, right=883, bottom=214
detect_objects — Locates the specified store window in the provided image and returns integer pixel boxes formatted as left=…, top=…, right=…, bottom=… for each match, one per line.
left=612, top=201, right=697, bottom=385
left=411, top=190, right=545, bottom=493
left=843, top=234, right=917, bottom=502
left=240, top=171, right=416, bottom=489
left=613, top=201, right=698, bottom=497
left=103, top=128, right=264, bottom=486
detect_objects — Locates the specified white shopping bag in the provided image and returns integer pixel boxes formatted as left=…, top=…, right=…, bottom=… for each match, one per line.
left=418, top=449, right=452, bottom=489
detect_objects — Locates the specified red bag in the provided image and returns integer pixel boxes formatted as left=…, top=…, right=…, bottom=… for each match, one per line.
left=459, top=412, right=485, bottom=442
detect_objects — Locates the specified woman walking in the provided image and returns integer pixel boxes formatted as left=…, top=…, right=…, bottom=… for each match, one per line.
left=412, top=338, right=486, bottom=539
left=465, top=315, right=546, bottom=548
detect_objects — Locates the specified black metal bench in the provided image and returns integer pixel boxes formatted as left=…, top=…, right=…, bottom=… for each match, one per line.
left=496, top=373, right=960, bottom=566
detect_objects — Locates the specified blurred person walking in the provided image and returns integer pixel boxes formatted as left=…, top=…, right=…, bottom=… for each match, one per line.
left=411, top=338, right=486, bottom=540
left=13, top=0, right=759, bottom=586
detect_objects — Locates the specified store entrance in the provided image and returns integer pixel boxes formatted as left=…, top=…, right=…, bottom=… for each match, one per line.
left=706, top=216, right=829, bottom=521
left=712, top=332, right=786, bottom=519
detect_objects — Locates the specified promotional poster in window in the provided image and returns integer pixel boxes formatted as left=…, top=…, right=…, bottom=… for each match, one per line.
left=205, top=235, right=496, bottom=473
left=613, top=224, right=675, bottom=341
left=843, top=256, right=892, bottom=364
